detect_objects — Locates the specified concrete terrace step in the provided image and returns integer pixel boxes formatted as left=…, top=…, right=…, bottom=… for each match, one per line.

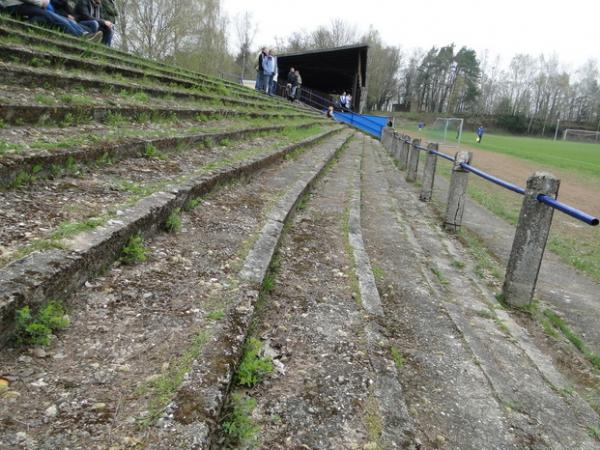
left=0, top=120, right=330, bottom=187
left=0, top=122, right=335, bottom=262
left=0, top=129, right=353, bottom=449
left=224, top=136, right=414, bottom=449
left=0, top=16, right=265, bottom=100
left=361, top=138, right=600, bottom=448
left=0, top=62, right=304, bottom=114
left=0, top=127, right=345, bottom=346
left=0, top=40, right=273, bottom=108
left=0, top=103, right=315, bottom=127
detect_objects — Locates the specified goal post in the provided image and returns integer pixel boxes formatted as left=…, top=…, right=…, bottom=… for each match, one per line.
left=562, top=129, right=600, bottom=143
left=423, top=118, right=464, bottom=147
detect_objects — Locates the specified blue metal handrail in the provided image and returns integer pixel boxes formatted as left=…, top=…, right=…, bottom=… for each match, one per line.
left=395, top=135, right=599, bottom=226
left=460, top=163, right=526, bottom=195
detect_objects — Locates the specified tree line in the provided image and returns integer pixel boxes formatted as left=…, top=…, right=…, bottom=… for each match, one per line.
left=112, top=2, right=599, bottom=135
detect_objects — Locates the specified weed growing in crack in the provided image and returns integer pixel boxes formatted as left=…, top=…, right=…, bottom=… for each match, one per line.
left=165, top=208, right=182, bottom=233
left=587, top=426, right=600, bottom=441
left=137, top=331, right=209, bottom=428
left=143, top=143, right=166, bottom=160
left=207, top=310, right=225, bottom=321
left=96, top=152, right=113, bottom=166
left=430, top=266, right=449, bottom=286
left=50, top=217, right=104, bottom=240
left=390, top=346, right=405, bottom=369
left=451, top=259, right=465, bottom=269
left=221, top=393, right=259, bottom=448
left=261, top=273, right=275, bottom=294
left=120, top=233, right=148, bottom=264
left=236, top=337, right=273, bottom=387
left=15, top=300, right=69, bottom=346
left=183, top=197, right=201, bottom=211
left=544, top=309, right=600, bottom=370
left=372, top=264, right=385, bottom=281
left=105, top=111, right=126, bottom=126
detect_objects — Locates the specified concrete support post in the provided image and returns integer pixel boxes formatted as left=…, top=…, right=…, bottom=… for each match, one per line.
left=443, top=151, right=472, bottom=233
left=405, top=138, right=421, bottom=182
left=401, top=138, right=411, bottom=170
left=419, top=143, right=438, bottom=202
left=502, top=172, right=560, bottom=307
left=381, top=127, right=393, bottom=150
left=392, top=133, right=401, bottom=160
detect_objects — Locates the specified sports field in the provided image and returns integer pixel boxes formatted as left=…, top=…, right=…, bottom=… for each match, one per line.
left=462, top=132, right=600, bottom=181
left=396, top=118, right=600, bottom=282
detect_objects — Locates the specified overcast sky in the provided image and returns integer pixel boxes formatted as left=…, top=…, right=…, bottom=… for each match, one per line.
left=222, top=0, right=599, bottom=70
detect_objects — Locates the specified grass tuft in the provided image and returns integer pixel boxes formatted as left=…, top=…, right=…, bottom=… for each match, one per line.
left=236, top=337, right=273, bottom=387
left=120, top=233, right=148, bottom=265
left=165, top=208, right=182, bottom=233
left=15, top=300, right=69, bottom=346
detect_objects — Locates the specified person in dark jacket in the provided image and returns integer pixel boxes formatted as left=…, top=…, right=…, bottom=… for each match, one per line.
left=50, top=0, right=101, bottom=40
left=75, top=0, right=112, bottom=45
left=254, top=47, right=267, bottom=91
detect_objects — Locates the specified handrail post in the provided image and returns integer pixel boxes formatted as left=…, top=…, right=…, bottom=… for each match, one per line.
left=443, top=151, right=472, bottom=232
left=401, top=137, right=411, bottom=170
left=392, top=133, right=401, bottom=160
left=382, top=127, right=393, bottom=150
left=406, top=138, right=421, bottom=182
left=420, top=143, right=438, bottom=202
left=502, top=172, right=560, bottom=307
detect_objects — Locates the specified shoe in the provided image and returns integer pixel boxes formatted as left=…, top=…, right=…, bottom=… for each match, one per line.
left=84, top=31, right=103, bottom=43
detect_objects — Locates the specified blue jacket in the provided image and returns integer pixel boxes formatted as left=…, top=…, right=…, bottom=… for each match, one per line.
left=476, top=127, right=484, bottom=136
left=262, top=55, right=275, bottom=76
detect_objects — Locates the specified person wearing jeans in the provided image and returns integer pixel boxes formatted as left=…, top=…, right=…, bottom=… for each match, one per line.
left=1, top=0, right=91, bottom=37
left=75, top=0, right=113, bottom=46
left=261, top=51, right=275, bottom=94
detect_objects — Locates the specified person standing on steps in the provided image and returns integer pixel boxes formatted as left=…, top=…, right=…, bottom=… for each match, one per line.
left=75, top=0, right=113, bottom=46
left=476, top=125, right=484, bottom=143
left=339, top=91, right=348, bottom=110
left=261, top=50, right=275, bottom=94
left=286, top=66, right=296, bottom=100
left=267, top=49, right=278, bottom=96
left=254, top=47, right=267, bottom=91
left=292, top=69, right=302, bottom=102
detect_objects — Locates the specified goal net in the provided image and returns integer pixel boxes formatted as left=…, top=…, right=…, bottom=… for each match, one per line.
left=423, top=118, right=464, bottom=147
left=563, top=129, right=600, bottom=144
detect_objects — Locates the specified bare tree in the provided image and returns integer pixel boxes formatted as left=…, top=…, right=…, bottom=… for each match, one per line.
left=234, top=11, right=257, bottom=80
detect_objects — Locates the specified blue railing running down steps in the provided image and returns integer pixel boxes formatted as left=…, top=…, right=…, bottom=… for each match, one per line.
left=275, top=82, right=390, bottom=138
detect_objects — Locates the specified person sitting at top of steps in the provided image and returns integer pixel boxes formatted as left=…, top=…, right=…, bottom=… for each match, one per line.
left=50, top=0, right=102, bottom=42
left=74, top=0, right=113, bottom=46
left=0, top=0, right=102, bottom=39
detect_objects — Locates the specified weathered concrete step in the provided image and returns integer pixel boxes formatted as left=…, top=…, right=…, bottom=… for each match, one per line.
left=0, top=15, right=259, bottom=99
left=0, top=120, right=330, bottom=187
left=0, top=127, right=344, bottom=347
left=0, top=129, right=353, bottom=449
left=366, top=141, right=600, bottom=448
left=0, top=21, right=251, bottom=98
left=0, top=103, right=314, bottom=126
left=0, top=125, right=329, bottom=261
left=0, top=62, right=305, bottom=115
left=152, top=131, right=355, bottom=449
left=228, top=136, right=415, bottom=449
left=0, top=29, right=267, bottom=104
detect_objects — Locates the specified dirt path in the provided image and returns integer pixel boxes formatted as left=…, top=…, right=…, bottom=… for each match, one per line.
left=0, top=131, right=350, bottom=449
left=359, top=138, right=600, bottom=449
